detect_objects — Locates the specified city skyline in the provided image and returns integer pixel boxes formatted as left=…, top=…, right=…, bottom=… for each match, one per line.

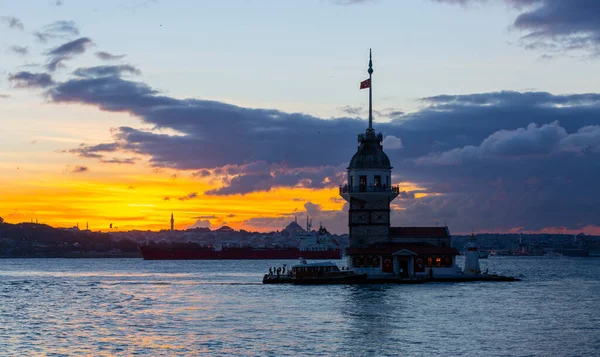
left=1, top=0, right=600, bottom=235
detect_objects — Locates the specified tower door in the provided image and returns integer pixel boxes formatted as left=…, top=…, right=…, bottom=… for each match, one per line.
left=397, top=258, right=409, bottom=277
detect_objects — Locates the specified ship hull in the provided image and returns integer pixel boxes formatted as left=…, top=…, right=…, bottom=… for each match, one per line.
left=139, top=246, right=342, bottom=260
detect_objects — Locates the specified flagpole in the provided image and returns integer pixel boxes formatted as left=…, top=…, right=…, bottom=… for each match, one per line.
left=368, top=49, right=373, bottom=130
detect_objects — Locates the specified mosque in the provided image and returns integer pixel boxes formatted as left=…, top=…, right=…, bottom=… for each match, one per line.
left=339, top=50, right=461, bottom=278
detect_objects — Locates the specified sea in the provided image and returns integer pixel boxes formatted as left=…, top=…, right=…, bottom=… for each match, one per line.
left=1, top=257, right=598, bottom=357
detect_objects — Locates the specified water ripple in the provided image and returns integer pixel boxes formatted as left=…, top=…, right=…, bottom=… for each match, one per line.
left=0, top=257, right=598, bottom=356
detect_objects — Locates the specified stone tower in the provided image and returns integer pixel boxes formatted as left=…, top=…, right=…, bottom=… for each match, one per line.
left=339, top=50, right=399, bottom=248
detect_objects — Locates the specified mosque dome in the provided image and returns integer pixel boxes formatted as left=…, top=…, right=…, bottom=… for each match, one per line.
left=348, top=130, right=392, bottom=170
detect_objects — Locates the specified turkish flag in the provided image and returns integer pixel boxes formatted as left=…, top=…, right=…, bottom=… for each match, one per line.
left=360, top=78, right=370, bottom=89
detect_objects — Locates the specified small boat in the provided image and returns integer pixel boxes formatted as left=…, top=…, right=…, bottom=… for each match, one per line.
left=290, top=261, right=368, bottom=285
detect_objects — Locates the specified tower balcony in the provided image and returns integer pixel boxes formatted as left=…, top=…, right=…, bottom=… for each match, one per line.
left=339, top=184, right=400, bottom=195
left=339, top=184, right=400, bottom=203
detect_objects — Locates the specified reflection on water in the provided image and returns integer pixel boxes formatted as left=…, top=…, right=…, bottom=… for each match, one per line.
left=0, top=258, right=599, bottom=356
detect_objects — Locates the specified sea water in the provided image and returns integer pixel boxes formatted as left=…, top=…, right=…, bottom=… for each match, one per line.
left=0, top=257, right=598, bottom=356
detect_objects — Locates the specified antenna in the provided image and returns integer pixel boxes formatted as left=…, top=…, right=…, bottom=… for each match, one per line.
left=368, top=49, right=373, bottom=130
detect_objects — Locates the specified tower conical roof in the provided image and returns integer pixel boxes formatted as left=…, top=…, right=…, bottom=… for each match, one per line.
left=348, top=130, right=391, bottom=170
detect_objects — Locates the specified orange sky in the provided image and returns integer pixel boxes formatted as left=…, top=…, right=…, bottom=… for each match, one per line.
left=0, top=146, right=436, bottom=233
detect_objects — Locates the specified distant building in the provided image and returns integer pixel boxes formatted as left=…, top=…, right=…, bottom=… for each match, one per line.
left=339, top=51, right=459, bottom=278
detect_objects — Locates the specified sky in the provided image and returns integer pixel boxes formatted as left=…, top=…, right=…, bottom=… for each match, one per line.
left=1, top=0, right=600, bottom=235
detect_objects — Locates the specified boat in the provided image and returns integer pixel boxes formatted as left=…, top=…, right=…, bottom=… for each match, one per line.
left=262, top=261, right=368, bottom=284
left=290, top=261, right=368, bottom=284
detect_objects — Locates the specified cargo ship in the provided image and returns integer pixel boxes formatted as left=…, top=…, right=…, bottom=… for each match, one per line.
left=139, top=220, right=342, bottom=260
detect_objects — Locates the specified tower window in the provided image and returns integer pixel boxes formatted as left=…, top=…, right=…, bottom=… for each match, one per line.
left=374, top=175, right=381, bottom=188
left=350, top=176, right=354, bottom=188
left=359, top=176, right=367, bottom=191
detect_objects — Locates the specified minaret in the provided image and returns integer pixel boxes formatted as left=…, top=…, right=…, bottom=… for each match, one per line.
left=340, top=50, right=399, bottom=248
left=170, top=213, right=174, bottom=231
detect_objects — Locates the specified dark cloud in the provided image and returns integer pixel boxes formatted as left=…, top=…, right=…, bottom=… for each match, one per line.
left=163, top=196, right=170, bottom=201
left=31, top=67, right=600, bottom=232
left=1, top=16, right=24, bottom=31
left=192, top=169, right=211, bottom=178
left=71, top=165, right=88, bottom=173
left=178, top=192, right=198, bottom=201
left=8, top=72, right=55, bottom=88
left=204, top=162, right=345, bottom=196
left=95, top=51, right=127, bottom=61
left=51, top=0, right=64, bottom=5
left=10, top=46, right=28, bottom=56
left=100, top=157, right=138, bottom=164
left=34, top=20, right=79, bottom=43
left=0, top=94, right=10, bottom=99
left=193, top=215, right=217, bottom=219
left=48, top=75, right=363, bottom=169
left=46, top=37, right=94, bottom=71
left=65, top=142, right=119, bottom=159
left=73, top=65, right=141, bottom=78
left=433, top=0, right=600, bottom=54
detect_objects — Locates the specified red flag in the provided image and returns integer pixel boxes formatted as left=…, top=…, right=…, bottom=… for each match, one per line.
left=360, top=78, right=370, bottom=89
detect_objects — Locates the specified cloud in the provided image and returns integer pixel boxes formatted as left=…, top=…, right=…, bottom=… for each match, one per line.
left=432, top=0, right=600, bottom=54
left=8, top=72, right=55, bottom=88
left=330, top=0, right=376, bottom=4
left=163, top=196, right=170, bottom=201
left=382, top=135, right=403, bottom=150
left=193, top=215, right=217, bottom=219
left=95, top=51, right=127, bottom=61
left=34, top=20, right=79, bottom=43
left=20, top=66, right=599, bottom=233
left=339, top=105, right=364, bottom=116
left=417, top=121, right=571, bottom=165
left=339, top=105, right=404, bottom=118
left=178, top=192, right=198, bottom=201
left=192, top=169, right=211, bottom=178
left=46, top=37, right=94, bottom=71
left=48, top=74, right=366, bottom=169
left=189, top=219, right=211, bottom=229
left=204, top=162, right=345, bottom=196
left=0, top=94, right=10, bottom=99
left=73, top=65, right=141, bottom=78
left=71, top=165, right=88, bottom=173
left=51, top=0, right=64, bottom=5
left=1, top=16, right=24, bottom=31
left=100, top=157, right=138, bottom=164
left=10, top=46, right=28, bottom=56
left=65, top=142, right=119, bottom=159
